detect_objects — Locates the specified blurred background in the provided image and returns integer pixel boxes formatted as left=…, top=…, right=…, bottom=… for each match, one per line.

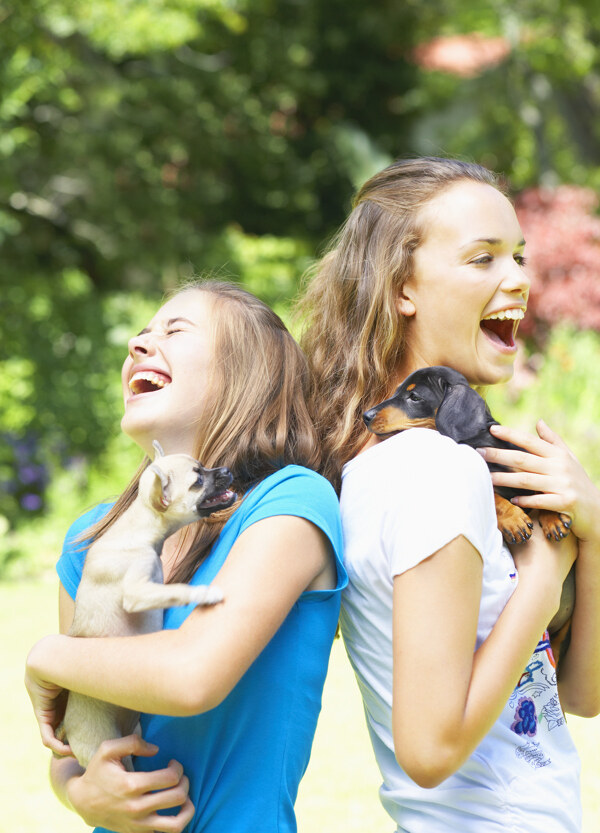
left=2, top=0, right=600, bottom=830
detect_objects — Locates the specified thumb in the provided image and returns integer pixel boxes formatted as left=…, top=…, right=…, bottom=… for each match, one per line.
left=536, top=419, right=568, bottom=449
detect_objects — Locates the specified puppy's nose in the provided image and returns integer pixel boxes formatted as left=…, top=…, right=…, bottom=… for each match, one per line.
left=215, top=467, right=233, bottom=486
left=363, top=409, right=376, bottom=427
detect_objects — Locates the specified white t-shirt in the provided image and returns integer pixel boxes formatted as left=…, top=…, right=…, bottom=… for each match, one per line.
left=340, top=428, right=581, bottom=833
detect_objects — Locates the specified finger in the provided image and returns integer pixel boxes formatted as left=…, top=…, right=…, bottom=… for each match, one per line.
left=489, top=423, right=552, bottom=457
left=536, top=419, right=571, bottom=451
left=123, top=759, right=188, bottom=796
left=97, top=734, right=159, bottom=761
left=137, top=774, right=191, bottom=814
left=40, top=723, right=72, bottom=756
left=145, top=797, right=195, bottom=833
left=490, top=470, right=549, bottom=492
left=510, top=492, right=568, bottom=514
left=481, top=445, right=551, bottom=474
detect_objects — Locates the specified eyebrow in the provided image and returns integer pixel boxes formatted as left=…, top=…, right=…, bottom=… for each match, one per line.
left=462, top=237, right=526, bottom=249
left=136, top=317, right=196, bottom=336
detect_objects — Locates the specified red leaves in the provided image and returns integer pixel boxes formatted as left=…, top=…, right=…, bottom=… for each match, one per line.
left=515, top=186, right=600, bottom=344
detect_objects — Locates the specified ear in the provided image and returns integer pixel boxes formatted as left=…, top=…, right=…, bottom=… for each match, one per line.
left=148, top=464, right=171, bottom=512
left=152, top=439, right=165, bottom=459
left=395, top=282, right=416, bottom=318
left=435, top=385, right=493, bottom=444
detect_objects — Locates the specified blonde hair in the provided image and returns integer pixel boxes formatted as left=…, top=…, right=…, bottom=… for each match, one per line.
left=87, top=280, right=320, bottom=583
left=297, top=157, right=501, bottom=490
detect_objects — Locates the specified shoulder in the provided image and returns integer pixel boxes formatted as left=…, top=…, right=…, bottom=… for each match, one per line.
left=62, top=502, right=114, bottom=549
left=344, top=428, right=489, bottom=488
left=245, top=465, right=339, bottom=510
left=237, top=466, right=342, bottom=555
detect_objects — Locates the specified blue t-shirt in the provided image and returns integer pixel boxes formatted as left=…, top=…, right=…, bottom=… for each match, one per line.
left=57, top=465, right=346, bottom=833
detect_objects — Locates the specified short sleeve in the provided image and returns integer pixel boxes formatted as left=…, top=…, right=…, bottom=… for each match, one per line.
left=238, top=466, right=345, bottom=583
left=380, top=431, right=494, bottom=577
left=56, top=503, right=113, bottom=600
left=241, top=467, right=338, bottom=538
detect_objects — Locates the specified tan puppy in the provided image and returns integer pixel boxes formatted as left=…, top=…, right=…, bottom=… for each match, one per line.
left=58, top=441, right=236, bottom=769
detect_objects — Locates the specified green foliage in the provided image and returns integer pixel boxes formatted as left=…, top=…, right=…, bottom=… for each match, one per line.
left=407, top=0, right=600, bottom=190
left=2, top=0, right=600, bottom=567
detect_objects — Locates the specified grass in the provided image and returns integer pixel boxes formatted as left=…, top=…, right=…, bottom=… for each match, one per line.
left=5, top=576, right=600, bottom=832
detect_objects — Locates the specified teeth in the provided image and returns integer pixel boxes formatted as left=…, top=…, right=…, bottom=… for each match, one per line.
left=482, top=308, right=525, bottom=322
left=129, top=371, right=170, bottom=393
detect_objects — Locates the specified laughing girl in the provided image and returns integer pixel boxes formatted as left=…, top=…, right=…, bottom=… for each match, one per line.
left=299, top=157, right=600, bottom=832
left=25, top=280, right=346, bottom=833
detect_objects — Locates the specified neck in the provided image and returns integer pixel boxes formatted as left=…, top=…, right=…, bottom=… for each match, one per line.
left=357, top=433, right=387, bottom=456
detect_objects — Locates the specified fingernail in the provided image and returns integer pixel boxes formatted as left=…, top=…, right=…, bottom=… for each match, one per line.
left=476, top=448, right=487, bottom=459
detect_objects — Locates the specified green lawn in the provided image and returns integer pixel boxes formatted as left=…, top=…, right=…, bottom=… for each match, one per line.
left=5, top=578, right=599, bottom=832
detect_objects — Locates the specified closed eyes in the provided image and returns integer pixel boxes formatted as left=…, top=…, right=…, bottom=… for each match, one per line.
left=470, top=253, right=528, bottom=267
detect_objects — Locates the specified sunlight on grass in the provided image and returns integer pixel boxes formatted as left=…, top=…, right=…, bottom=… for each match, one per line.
left=5, top=578, right=600, bottom=832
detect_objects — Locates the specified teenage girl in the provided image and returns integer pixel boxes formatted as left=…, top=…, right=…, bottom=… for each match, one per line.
left=298, top=157, right=600, bottom=832
left=26, top=280, right=346, bottom=833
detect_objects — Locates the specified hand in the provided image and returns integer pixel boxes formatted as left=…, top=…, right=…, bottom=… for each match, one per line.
left=510, top=517, right=578, bottom=591
left=25, top=637, right=71, bottom=756
left=482, top=420, right=600, bottom=542
left=66, top=735, right=195, bottom=833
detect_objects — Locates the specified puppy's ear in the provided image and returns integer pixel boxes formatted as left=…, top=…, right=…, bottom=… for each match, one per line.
left=436, top=384, right=492, bottom=444
left=148, top=464, right=171, bottom=511
left=152, top=440, right=165, bottom=459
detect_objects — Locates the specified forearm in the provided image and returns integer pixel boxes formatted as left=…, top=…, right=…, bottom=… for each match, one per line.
left=392, top=530, right=572, bottom=788
left=397, top=572, right=561, bottom=787
left=28, top=626, right=215, bottom=717
left=463, top=573, right=560, bottom=733
left=557, top=534, right=600, bottom=715
left=50, top=754, right=84, bottom=810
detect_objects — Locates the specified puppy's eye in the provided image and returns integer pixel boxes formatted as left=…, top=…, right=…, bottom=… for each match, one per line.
left=408, top=392, right=422, bottom=402
left=192, top=467, right=204, bottom=487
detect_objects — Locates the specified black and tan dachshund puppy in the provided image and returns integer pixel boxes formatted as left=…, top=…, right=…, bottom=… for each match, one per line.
left=363, top=365, right=571, bottom=544
left=363, top=365, right=575, bottom=660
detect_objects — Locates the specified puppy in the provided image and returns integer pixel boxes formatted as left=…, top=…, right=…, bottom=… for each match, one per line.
left=363, top=366, right=575, bottom=662
left=58, top=440, right=236, bottom=769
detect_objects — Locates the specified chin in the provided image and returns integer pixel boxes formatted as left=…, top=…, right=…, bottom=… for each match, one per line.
left=475, top=365, right=515, bottom=388
left=120, top=415, right=153, bottom=451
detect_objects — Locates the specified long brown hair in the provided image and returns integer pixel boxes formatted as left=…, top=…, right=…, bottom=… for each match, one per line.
left=296, top=157, right=501, bottom=491
left=86, top=280, right=320, bottom=583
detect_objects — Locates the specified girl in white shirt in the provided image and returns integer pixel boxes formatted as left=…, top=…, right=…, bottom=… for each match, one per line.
left=298, top=157, right=600, bottom=832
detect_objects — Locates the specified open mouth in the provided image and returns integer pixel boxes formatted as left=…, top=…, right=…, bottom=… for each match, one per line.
left=129, top=370, right=172, bottom=395
left=198, top=489, right=237, bottom=511
left=480, top=308, right=524, bottom=349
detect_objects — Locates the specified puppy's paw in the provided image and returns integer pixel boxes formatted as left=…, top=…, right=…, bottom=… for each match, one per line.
left=495, top=494, right=533, bottom=544
left=538, top=510, right=571, bottom=541
left=189, top=584, right=224, bottom=607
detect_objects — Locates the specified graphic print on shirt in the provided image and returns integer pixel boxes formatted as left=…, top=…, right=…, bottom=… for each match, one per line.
left=508, top=631, right=565, bottom=768
left=511, top=697, right=537, bottom=737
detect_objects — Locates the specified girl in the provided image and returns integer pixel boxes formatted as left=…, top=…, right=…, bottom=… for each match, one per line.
left=25, top=280, right=346, bottom=833
left=298, top=157, right=600, bottom=832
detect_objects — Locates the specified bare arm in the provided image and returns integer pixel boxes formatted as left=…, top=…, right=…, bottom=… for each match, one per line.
left=27, top=515, right=333, bottom=734
left=49, top=586, right=195, bottom=833
left=392, top=525, right=576, bottom=788
left=483, top=420, right=600, bottom=716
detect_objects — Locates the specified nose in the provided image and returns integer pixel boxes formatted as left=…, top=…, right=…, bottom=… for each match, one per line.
left=215, top=467, right=233, bottom=487
left=501, top=256, right=530, bottom=299
left=363, top=408, right=376, bottom=427
left=127, top=331, right=156, bottom=358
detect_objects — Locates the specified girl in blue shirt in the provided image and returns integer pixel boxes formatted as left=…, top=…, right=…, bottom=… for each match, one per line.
left=25, top=280, right=345, bottom=833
